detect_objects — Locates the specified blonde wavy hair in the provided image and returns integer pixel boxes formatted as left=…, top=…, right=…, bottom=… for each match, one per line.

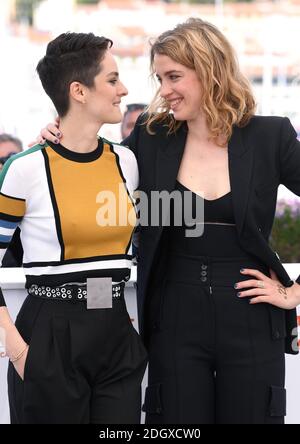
left=146, top=18, right=256, bottom=145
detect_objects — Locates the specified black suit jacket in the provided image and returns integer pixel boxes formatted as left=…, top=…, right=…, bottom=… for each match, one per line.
left=123, top=114, right=300, bottom=354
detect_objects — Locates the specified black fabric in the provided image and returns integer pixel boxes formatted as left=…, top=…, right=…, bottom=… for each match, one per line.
left=47, top=138, right=103, bottom=163
left=175, top=181, right=235, bottom=224
left=145, top=253, right=286, bottom=424
left=142, top=383, right=163, bottom=415
left=8, top=294, right=147, bottom=424
left=123, top=114, right=300, bottom=354
left=2, top=228, right=23, bottom=267
left=269, top=386, right=286, bottom=417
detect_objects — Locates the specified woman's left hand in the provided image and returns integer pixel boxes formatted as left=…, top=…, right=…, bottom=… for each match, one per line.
left=235, top=268, right=300, bottom=309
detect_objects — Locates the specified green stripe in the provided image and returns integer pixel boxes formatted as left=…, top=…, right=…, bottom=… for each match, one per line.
left=102, top=137, right=122, bottom=147
left=0, top=144, right=44, bottom=190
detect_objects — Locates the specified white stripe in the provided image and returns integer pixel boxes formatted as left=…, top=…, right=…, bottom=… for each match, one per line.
left=24, top=258, right=132, bottom=276
left=0, top=249, right=6, bottom=263
left=19, top=150, right=62, bottom=263
left=0, top=227, right=15, bottom=237
left=113, top=144, right=139, bottom=193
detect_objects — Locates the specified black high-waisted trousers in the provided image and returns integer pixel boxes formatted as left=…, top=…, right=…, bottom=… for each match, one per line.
left=144, top=226, right=286, bottom=424
left=8, top=293, right=147, bottom=424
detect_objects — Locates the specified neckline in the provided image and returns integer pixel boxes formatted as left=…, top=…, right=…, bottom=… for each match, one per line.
left=176, top=180, right=231, bottom=202
left=46, top=138, right=104, bottom=163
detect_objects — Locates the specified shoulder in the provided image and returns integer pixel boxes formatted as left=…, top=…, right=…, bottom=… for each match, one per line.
left=106, top=140, right=139, bottom=190
left=244, top=115, right=291, bottom=133
left=0, top=144, right=45, bottom=184
left=105, top=139, right=138, bottom=165
left=241, top=115, right=298, bottom=143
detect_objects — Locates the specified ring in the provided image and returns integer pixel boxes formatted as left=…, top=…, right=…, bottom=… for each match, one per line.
left=257, top=280, right=265, bottom=289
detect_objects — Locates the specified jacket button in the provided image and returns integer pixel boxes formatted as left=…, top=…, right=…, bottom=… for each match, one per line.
left=201, top=271, right=207, bottom=276
left=201, top=277, right=207, bottom=282
left=201, top=264, right=208, bottom=270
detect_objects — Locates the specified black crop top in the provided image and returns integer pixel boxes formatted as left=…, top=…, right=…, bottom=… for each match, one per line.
left=174, top=181, right=235, bottom=225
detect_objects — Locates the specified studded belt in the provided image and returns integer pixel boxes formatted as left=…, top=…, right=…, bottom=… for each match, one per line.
left=28, top=282, right=125, bottom=301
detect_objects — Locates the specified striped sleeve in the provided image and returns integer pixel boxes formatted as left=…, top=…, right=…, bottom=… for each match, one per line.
left=0, top=156, right=26, bottom=306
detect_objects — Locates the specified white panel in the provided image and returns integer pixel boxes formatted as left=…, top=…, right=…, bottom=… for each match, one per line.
left=17, top=149, right=61, bottom=262
left=113, top=144, right=139, bottom=193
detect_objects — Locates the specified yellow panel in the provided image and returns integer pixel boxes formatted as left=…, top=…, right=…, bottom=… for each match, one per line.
left=46, top=144, right=136, bottom=260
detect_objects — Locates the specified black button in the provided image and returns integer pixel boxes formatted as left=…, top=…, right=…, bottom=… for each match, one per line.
left=201, top=277, right=207, bottom=282
left=201, top=264, right=208, bottom=270
left=201, top=271, right=207, bottom=276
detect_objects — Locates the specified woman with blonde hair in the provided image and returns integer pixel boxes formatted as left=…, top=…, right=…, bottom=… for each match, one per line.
left=39, top=18, right=300, bottom=424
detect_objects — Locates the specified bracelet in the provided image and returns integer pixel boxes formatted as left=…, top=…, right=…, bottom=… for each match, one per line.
left=9, top=344, right=29, bottom=363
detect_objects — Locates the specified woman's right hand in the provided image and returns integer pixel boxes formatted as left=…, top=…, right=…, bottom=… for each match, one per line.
left=12, top=346, right=29, bottom=381
left=28, top=117, right=62, bottom=147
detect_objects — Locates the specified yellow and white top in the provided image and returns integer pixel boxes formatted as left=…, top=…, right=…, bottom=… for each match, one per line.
left=0, top=138, right=138, bottom=306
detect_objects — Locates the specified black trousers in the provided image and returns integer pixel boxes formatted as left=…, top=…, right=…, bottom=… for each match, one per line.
left=8, top=294, right=147, bottom=424
left=144, top=254, right=286, bottom=424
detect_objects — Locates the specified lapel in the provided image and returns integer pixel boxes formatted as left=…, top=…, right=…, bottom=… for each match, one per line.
left=155, top=122, right=254, bottom=236
left=228, top=125, right=254, bottom=235
left=156, top=123, right=187, bottom=193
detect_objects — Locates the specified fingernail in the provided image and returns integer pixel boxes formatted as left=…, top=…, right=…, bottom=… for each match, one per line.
left=240, top=268, right=245, bottom=273
left=54, top=139, right=59, bottom=144
left=234, top=283, right=238, bottom=289
left=237, top=292, right=241, bottom=297
left=57, top=132, right=61, bottom=137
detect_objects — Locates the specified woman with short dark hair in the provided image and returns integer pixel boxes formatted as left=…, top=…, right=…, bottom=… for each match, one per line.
left=0, top=32, right=147, bottom=424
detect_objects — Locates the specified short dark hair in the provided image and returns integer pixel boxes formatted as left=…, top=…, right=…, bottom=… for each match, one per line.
left=36, top=32, right=113, bottom=117
left=0, top=133, right=22, bottom=151
left=124, top=103, right=147, bottom=117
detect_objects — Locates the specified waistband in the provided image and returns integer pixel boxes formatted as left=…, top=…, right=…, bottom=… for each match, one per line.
left=166, top=252, right=269, bottom=287
left=28, top=282, right=125, bottom=301
left=168, top=224, right=248, bottom=257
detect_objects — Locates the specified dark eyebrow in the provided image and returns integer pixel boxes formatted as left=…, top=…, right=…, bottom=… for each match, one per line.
left=106, top=71, right=119, bottom=77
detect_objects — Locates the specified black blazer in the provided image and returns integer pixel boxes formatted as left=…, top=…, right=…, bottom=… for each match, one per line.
left=123, top=114, right=300, bottom=354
